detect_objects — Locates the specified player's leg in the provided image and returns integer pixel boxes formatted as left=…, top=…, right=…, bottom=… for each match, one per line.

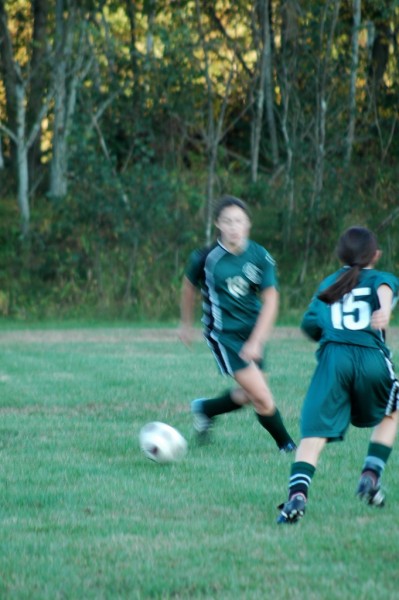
left=191, top=334, right=270, bottom=438
left=233, top=363, right=296, bottom=452
left=278, top=344, right=352, bottom=524
left=357, top=411, right=398, bottom=506
left=191, top=388, right=250, bottom=437
left=371, top=410, right=398, bottom=446
left=191, top=334, right=251, bottom=437
left=277, top=436, right=326, bottom=524
left=352, top=348, right=399, bottom=506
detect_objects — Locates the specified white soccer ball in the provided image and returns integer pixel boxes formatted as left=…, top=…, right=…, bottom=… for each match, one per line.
left=139, top=421, right=188, bottom=464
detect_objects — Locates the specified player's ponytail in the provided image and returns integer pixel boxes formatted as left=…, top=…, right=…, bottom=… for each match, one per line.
left=318, top=266, right=361, bottom=304
left=318, top=227, right=378, bottom=305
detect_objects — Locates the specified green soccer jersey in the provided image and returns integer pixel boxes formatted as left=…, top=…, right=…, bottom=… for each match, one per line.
left=301, top=267, right=399, bottom=356
left=185, top=239, right=277, bottom=339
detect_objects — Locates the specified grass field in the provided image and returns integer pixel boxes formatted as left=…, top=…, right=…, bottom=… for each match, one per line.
left=0, top=325, right=398, bottom=599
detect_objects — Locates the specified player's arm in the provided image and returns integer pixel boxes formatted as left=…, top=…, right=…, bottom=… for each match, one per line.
left=371, top=284, right=394, bottom=330
left=239, top=286, right=279, bottom=363
left=178, top=276, right=197, bottom=346
left=301, top=299, right=322, bottom=341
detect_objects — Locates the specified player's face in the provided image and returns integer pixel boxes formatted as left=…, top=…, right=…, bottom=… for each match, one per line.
left=216, top=205, right=251, bottom=252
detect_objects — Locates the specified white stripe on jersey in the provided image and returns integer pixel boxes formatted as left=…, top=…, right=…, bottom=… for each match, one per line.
left=204, top=245, right=225, bottom=332
left=382, top=353, right=399, bottom=415
left=205, top=332, right=234, bottom=376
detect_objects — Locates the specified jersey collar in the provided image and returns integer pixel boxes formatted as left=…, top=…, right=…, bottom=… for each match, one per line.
left=217, top=238, right=249, bottom=255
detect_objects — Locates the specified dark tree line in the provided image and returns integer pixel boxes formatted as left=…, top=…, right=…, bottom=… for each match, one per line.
left=0, top=0, right=399, bottom=319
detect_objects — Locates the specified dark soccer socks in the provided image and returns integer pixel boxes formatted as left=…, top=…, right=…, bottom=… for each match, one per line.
left=356, top=442, right=392, bottom=507
left=287, top=461, right=316, bottom=499
left=278, top=444, right=393, bottom=524
left=256, top=409, right=296, bottom=451
left=199, top=390, right=244, bottom=418
left=361, top=442, right=392, bottom=479
left=277, top=461, right=316, bottom=524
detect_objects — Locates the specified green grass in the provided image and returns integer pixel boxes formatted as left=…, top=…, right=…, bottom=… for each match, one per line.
left=0, top=327, right=399, bottom=599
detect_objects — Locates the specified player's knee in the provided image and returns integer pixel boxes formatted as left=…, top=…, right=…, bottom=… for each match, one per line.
left=251, top=395, right=275, bottom=414
left=231, top=388, right=251, bottom=406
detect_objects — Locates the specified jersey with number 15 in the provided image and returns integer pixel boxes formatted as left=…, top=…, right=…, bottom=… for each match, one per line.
left=301, top=267, right=399, bottom=357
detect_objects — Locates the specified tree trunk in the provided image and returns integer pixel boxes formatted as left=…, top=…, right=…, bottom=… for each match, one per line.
left=262, top=0, right=279, bottom=168
left=124, top=236, right=139, bottom=303
left=0, top=0, right=18, bottom=171
left=125, top=0, right=140, bottom=110
left=28, top=0, right=49, bottom=187
left=279, top=0, right=299, bottom=248
left=300, top=0, right=341, bottom=284
left=49, top=0, right=68, bottom=198
left=15, top=82, right=30, bottom=238
left=0, top=134, right=4, bottom=169
left=251, top=1, right=268, bottom=183
left=281, top=0, right=299, bottom=49
left=280, top=76, right=295, bottom=248
left=195, top=0, right=235, bottom=245
left=49, top=3, right=89, bottom=199
left=345, top=0, right=361, bottom=167
left=0, top=3, right=30, bottom=235
left=252, top=0, right=279, bottom=174
left=205, top=141, right=218, bottom=246
left=368, top=20, right=390, bottom=108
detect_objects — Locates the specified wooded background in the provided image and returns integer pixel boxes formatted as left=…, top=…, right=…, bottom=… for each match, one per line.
left=0, top=0, right=398, bottom=320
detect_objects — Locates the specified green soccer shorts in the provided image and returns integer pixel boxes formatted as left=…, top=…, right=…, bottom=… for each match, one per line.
left=301, top=342, right=399, bottom=440
left=205, top=331, right=265, bottom=375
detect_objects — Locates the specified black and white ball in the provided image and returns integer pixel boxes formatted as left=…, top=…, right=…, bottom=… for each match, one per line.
left=139, top=421, right=187, bottom=464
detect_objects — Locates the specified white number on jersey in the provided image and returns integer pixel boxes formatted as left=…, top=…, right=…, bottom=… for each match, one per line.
left=331, top=287, right=371, bottom=330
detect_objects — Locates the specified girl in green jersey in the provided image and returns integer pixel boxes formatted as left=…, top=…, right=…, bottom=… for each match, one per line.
left=179, top=196, right=296, bottom=453
left=278, top=226, right=399, bottom=523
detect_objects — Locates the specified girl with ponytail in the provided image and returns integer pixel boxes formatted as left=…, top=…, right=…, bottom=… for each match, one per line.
left=318, top=226, right=379, bottom=304
left=277, top=226, right=399, bottom=524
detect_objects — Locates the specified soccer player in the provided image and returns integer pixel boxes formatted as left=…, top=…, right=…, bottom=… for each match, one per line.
left=178, top=195, right=296, bottom=453
left=277, top=226, right=399, bottom=524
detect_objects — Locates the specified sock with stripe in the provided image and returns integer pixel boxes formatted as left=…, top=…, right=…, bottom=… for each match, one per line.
left=288, top=461, right=316, bottom=500
left=361, top=442, right=392, bottom=481
left=256, top=409, right=295, bottom=449
left=200, top=390, right=243, bottom=418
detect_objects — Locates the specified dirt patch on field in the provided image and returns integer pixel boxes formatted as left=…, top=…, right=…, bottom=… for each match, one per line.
left=0, top=326, right=303, bottom=344
left=1, top=326, right=399, bottom=345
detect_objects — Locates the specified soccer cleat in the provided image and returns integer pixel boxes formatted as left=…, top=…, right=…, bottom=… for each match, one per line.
left=277, top=493, right=307, bottom=524
left=191, top=398, right=213, bottom=438
left=279, top=441, right=297, bottom=454
left=356, top=471, right=385, bottom=507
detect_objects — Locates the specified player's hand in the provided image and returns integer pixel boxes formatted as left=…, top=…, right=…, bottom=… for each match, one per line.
left=239, top=339, right=263, bottom=363
left=178, top=324, right=194, bottom=348
left=371, top=308, right=391, bottom=330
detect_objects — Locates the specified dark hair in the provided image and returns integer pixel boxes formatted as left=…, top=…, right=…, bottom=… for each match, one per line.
left=318, top=226, right=379, bottom=304
left=213, top=195, right=251, bottom=220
